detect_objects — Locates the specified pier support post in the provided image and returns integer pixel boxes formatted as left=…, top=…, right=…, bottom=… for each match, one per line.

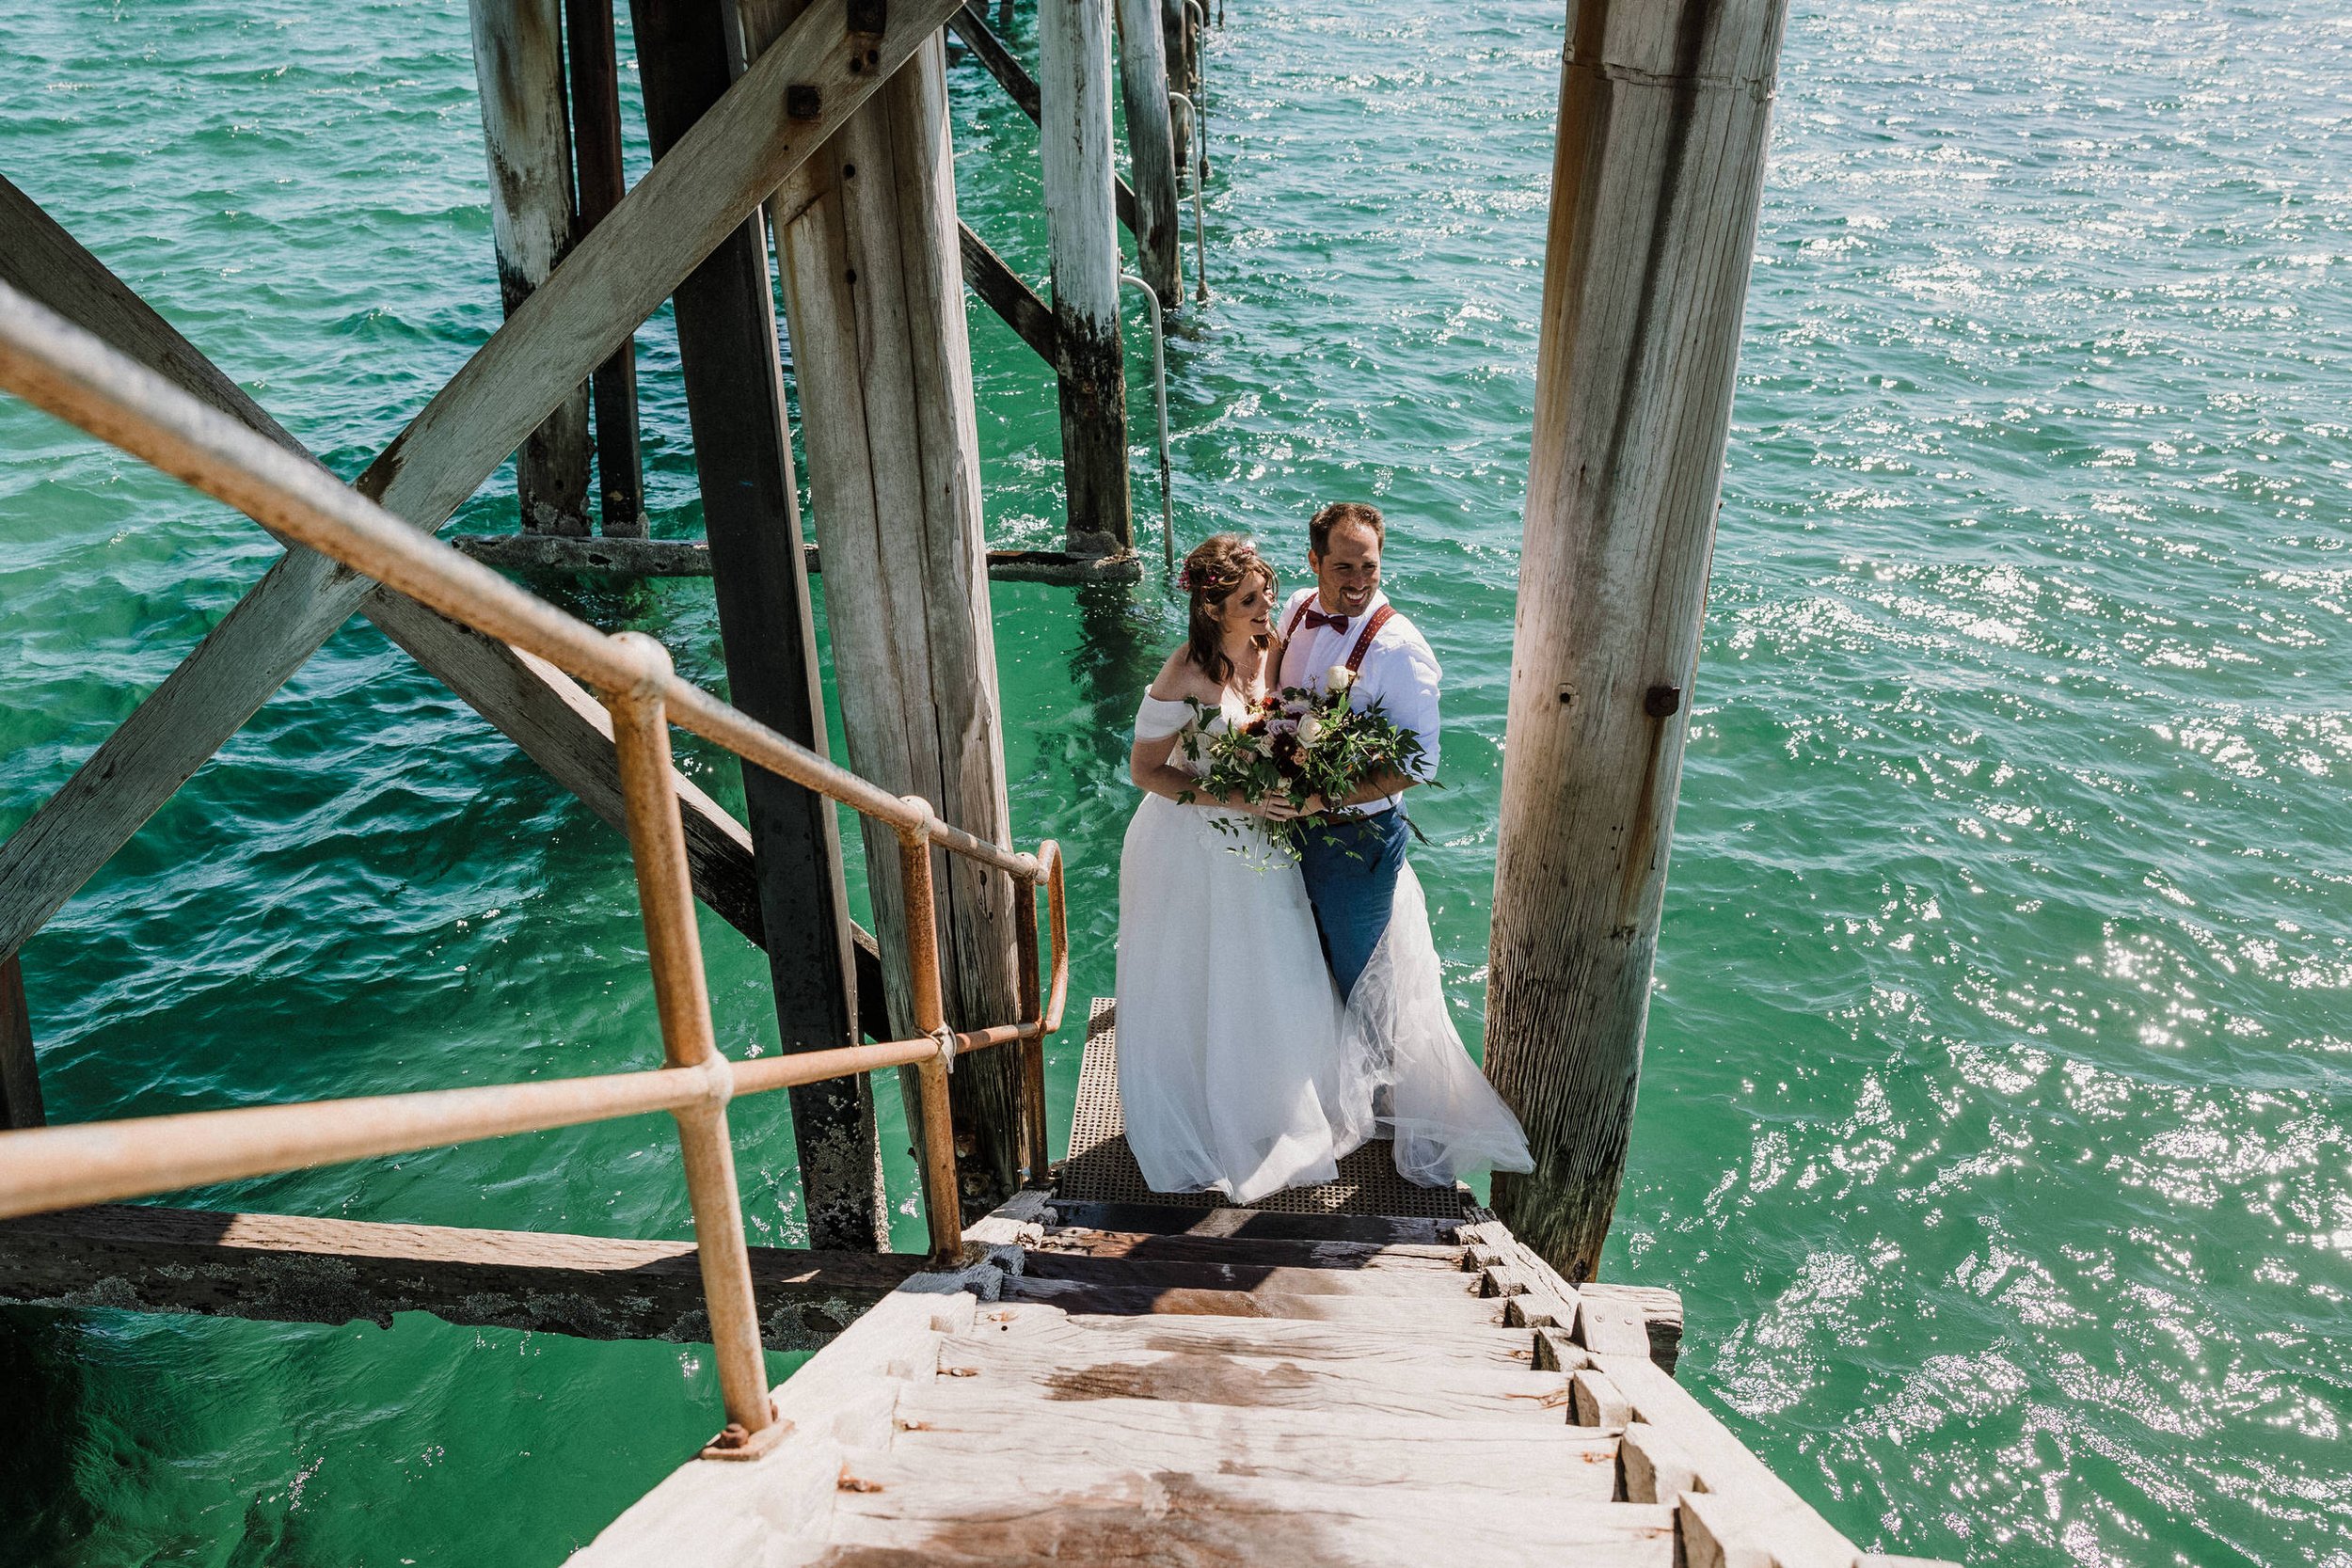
left=1114, top=0, right=1182, bottom=310
left=744, top=4, right=1027, bottom=1218
left=1483, top=0, right=1788, bottom=1283
left=0, top=956, right=41, bottom=1131
left=1159, top=0, right=1195, bottom=179
left=1038, top=0, right=1132, bottom=557
left=468, top=0, right=595, bottom=536
left=633, top=0, right=884, bottom=1252
left=564, top=0, right=648, bottom=535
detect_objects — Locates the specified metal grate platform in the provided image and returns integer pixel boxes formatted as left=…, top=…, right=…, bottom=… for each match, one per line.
left=1055, top=996, right=1472, bottom=1220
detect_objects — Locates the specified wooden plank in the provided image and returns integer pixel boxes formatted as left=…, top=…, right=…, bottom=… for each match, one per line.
left=1035, top=0, right=1132, bottom=555
left=633, top=0, right=881, bottom=1252
left=1114, top=0, right=1182, bottom=308
left=0, top=0, right=961, bottom=966
left=0, top=1205, right=924, bottom=1349
left=1619, top=1420, right=1698, bottom=1508
left=1583, top=1278, right=1685, bottom=1372
left=876, top=1413, right=1622, bottom=1500
left=925, top=1336, right=1579, bottom=1423
left=1592, top=1351, right=1861, bottom=1568
left=0, top=955, right=40, bottom=1130
left=1017, top=1249, right=1481, bottom=1298
left=1029, top=1227, right=1470, bottom=1272
left=1482, top=0, right=1790, bottom=1280
left=946, top=4, right=1140, bottom=237
left=957, top=220, right=1057, bottom=364
left=469, top=0, right=594, bottom=534
left=823, top=1462, right=1675, bottom=1565
left=999, top=1275, right=1508, bottom=1326
left=974, top=1301, right=1541, bottom=1370
left=567, top=1286, right=981, bottom=1565
left=1573, top=1292, right=1654, bottom=1357
left=755, top=8, right=1027, bottom=1221
left=448, top=531, right=1140, bottom=585
left=0, top=177, right=773, bottom=966
left=564, top=0, right=648, bottom=534
left=1045, top=1199, right=1454, bottom=1247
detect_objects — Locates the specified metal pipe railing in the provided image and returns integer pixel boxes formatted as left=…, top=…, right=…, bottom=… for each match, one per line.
left=0, top=278, right=1072, bottom=1456
left=1118, top=272, right=1175, bottom=574
left=1168, top=92, right=1208, bottom=303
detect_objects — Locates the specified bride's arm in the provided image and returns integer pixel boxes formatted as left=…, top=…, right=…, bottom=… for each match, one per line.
left=1129, top=731, right=1272, bottom=813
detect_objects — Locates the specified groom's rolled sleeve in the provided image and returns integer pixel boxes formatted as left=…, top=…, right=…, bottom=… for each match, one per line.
left=1388, top=642, right=1442, bottom=783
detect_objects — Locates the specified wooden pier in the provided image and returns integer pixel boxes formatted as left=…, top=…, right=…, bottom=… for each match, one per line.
left=567, top=1009, right=1939, bottom=1568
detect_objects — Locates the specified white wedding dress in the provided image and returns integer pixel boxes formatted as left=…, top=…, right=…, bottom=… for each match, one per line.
left=1116, top=692, right=1532, bottom=1204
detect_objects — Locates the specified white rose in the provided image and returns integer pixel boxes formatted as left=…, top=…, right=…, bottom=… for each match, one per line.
left=1296, top=711, right=1324, bottom=749
left=1326, top=664, right=1356, bottom=694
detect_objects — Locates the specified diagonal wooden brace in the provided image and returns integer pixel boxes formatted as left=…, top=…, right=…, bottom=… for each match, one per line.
left=0, top=0, right=961, bottom=965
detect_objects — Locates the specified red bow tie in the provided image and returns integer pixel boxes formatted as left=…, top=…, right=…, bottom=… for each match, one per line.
left=1301, top=609, right=1349, bottom=632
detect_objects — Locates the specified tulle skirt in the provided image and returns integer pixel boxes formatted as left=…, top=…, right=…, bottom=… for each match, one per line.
left=1115, top=794, right=1531, bottom=1204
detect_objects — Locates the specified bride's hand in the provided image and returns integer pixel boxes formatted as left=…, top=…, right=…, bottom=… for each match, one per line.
left=1259, top=795, right=1312, bottom=823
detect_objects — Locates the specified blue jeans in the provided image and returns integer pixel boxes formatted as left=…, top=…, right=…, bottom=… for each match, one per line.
left=1298, top=808, right=1410, bottom=1001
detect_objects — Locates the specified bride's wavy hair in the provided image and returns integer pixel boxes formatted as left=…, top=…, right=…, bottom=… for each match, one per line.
left=1179, top=533, right=1277, bottom=686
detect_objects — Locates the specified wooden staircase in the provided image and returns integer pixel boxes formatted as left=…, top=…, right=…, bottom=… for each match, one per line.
left=571, top=1189, right=1944, bottom=1567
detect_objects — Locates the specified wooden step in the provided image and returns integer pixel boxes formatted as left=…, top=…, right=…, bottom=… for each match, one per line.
left=1017, top=1249, right=1484, bottom=1298
left=972, top=1301, right=1542, bottom=1370
left=1046, top=1199, right=1457, bottom=1247
left=816, top=1454, right=1674, bottom=1566
left=1000, top=1275, right=1510, bottom=1325
left=883, top=1392, right=1620, bottom=1499
left=924, top=1335, right=1581, bottom=1423
left=1034, top=1226, right=1472, bottom=1273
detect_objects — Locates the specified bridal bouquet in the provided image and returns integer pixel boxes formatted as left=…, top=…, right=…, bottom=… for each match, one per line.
left=1175, top=666, right=1432, bottom=847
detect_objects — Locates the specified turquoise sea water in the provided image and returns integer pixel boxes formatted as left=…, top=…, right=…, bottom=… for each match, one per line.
left=3, top=0, right=2348, bottom=1562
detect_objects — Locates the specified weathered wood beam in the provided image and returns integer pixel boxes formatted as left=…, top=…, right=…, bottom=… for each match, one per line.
left=754, top=8, right=1026, bottom=1218
left=450, top=531, right=1142, bottom=583
left=0, top=177, right=765, bottom=955
left=1037, top=0, right=1132, bottom=556
left=1115, top=0, right=1182, bottom=309
left=0, top=0, right=960, bottom=967
left=957, top=219, right=1057, bottom=363
left=634, top=0, right=882, bottom=1252
left=946, top=4, right=1139, bottom=238
left=1160, top=0, right=1196, bottom=178
left=0, top=956, right=40, bottom=1131
left=563, top=0, right=649, bottom=534
left=1484, top=0, right=1788, bottom=1282
left=469, top=0, right=596, bottom=535
left=0, top=1205, right=924, bottom=1350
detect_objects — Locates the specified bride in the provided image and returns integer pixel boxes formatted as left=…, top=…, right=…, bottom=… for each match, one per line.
left=1116, top=533, right=1531, bottom=1204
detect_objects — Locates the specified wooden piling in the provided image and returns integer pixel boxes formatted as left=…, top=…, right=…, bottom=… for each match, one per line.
left=1114, top=0, right=1182, bottom=309
left=744, top=2, right=1028, bottom=1219
left=563, top=0, right=647, bottom=535
left=0, top=956, right=41, bottom=1132
left=1037, top=0, right=1132, bottom=557
left=1483, top=0, right=1789, bottom=1283
left=1159, top=0, right=1195, bottom=179
left=468, top=0, right=595, bottom=536
left=632, top=0, right=885, bottom=1252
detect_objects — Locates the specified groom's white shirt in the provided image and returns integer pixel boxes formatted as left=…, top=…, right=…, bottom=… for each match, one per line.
left=1277, top=587, right=1441, bottom=816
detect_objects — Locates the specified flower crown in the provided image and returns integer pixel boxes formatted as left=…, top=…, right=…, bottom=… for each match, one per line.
left=1179, top=550, right=1264, bottom=595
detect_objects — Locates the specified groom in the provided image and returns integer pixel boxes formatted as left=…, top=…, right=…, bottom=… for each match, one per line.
left=1278, top=501, right=1442, bottom=999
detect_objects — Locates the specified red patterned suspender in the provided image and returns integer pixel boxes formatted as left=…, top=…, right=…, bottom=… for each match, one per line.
left=1344, top=605, right=1395, bottom=675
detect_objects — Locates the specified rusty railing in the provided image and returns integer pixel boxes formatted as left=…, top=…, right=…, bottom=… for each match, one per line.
left=0, top=281, right=1069, bottom=1459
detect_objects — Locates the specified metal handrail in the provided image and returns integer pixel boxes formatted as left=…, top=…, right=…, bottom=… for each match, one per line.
left=1117, top=271, right=1175, bottom=573
left=0, top=280, right=1070, bottom=1460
